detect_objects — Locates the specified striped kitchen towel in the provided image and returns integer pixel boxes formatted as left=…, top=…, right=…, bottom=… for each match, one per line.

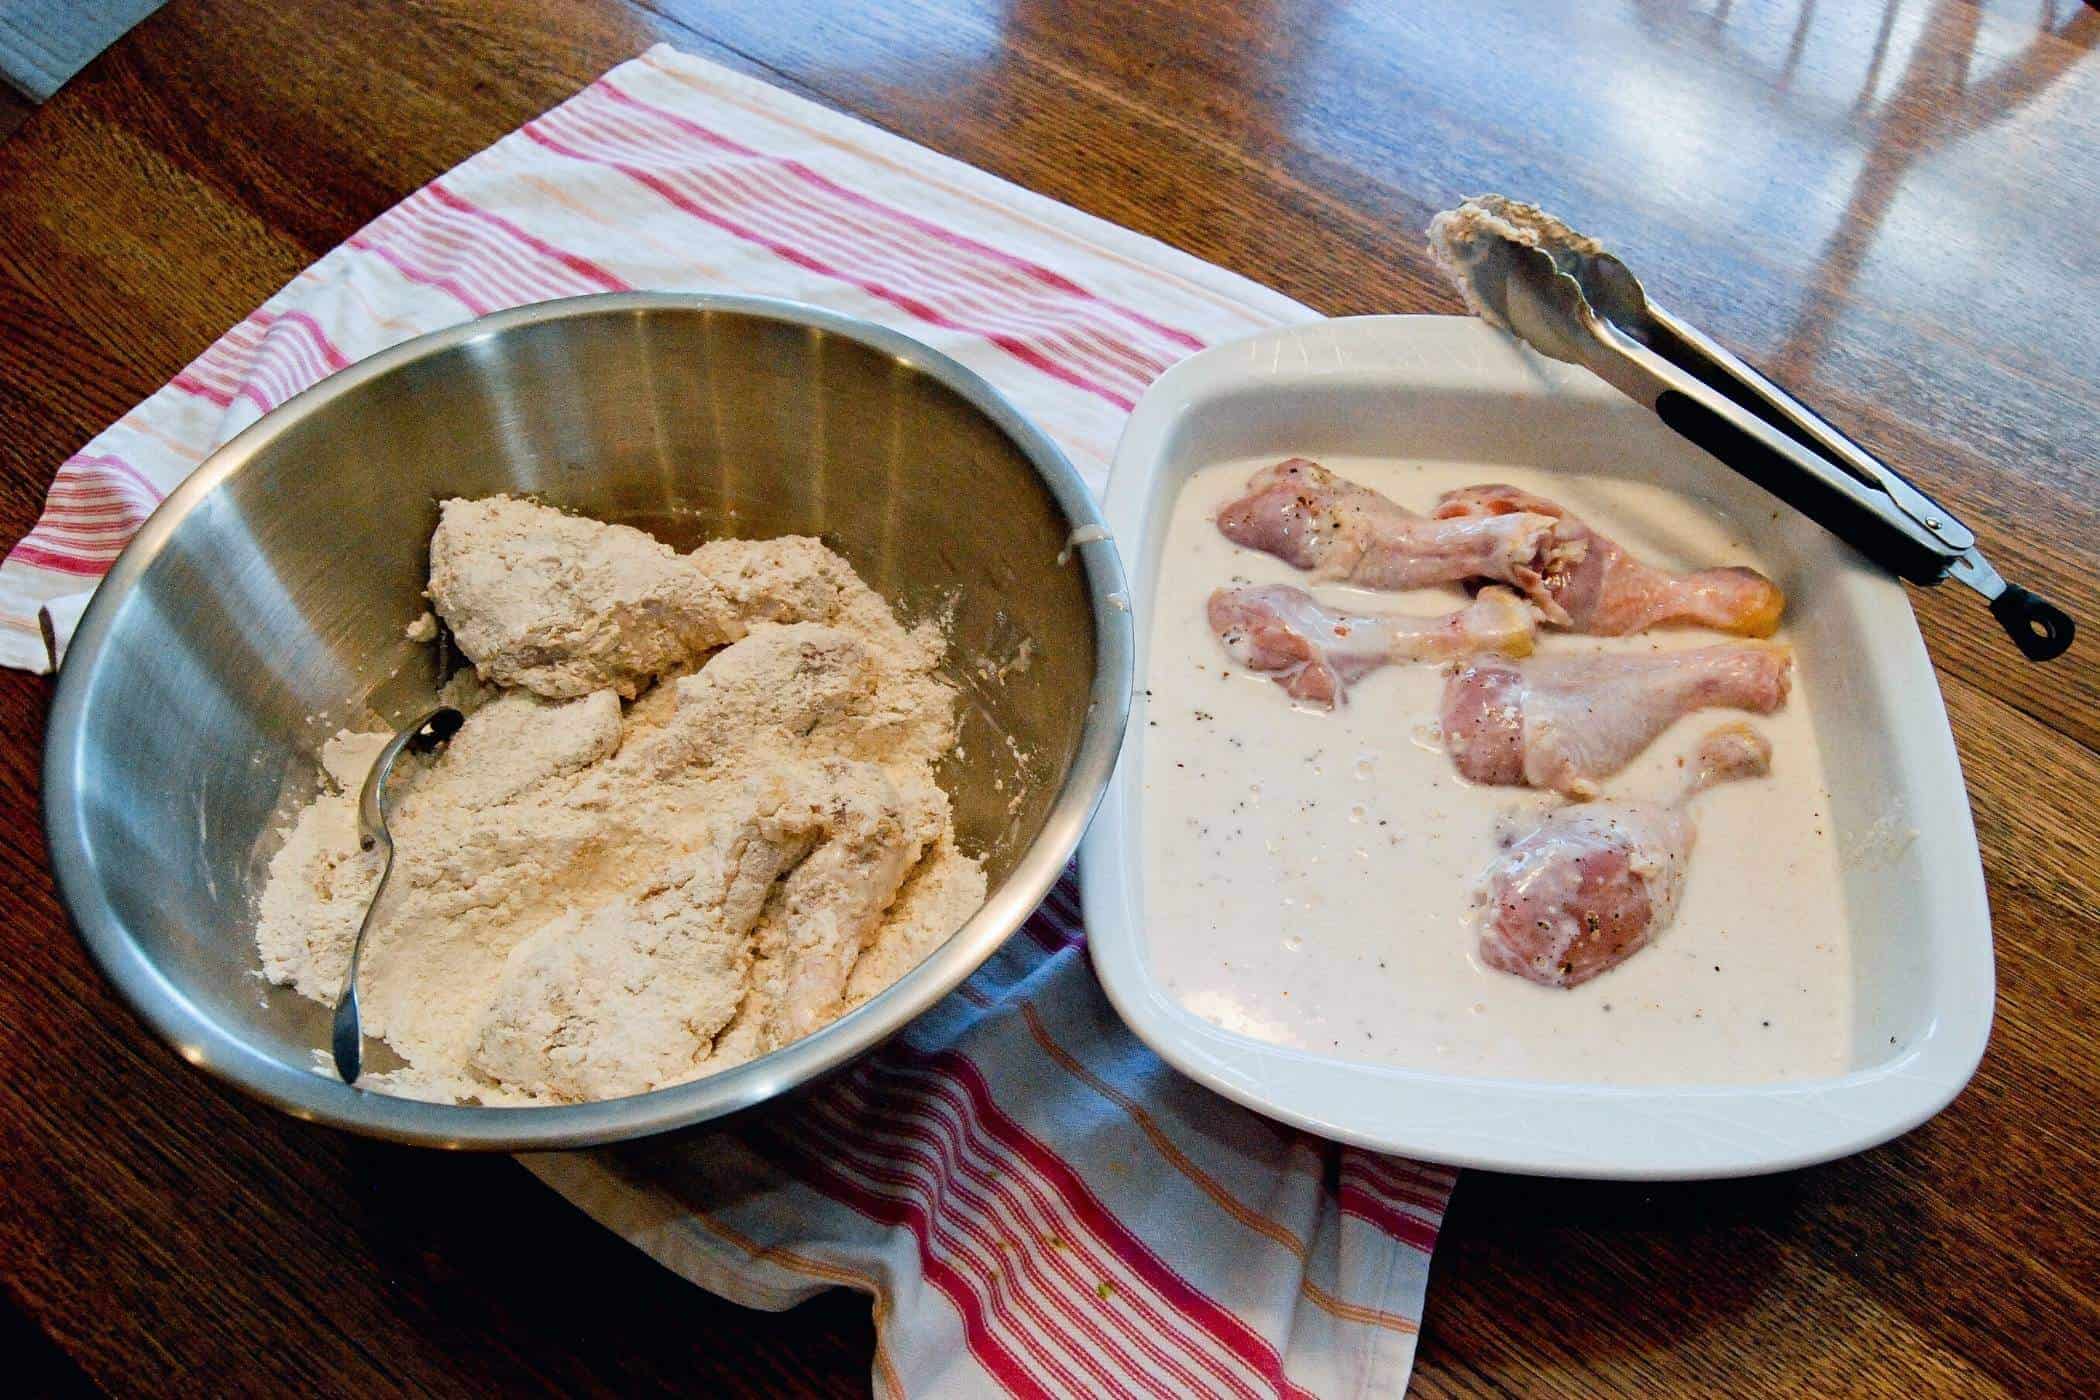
left=7, top=46, right=1452, bottom=1395
left=526, top=876, right=1448, bottom=1398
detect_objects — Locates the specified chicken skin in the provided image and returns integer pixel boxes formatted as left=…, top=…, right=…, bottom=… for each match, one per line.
left=1216, top=459, right=1571, bottom=621
left=1440, top=644, right=1791, bottom=798
left=1476, top=724, right=1772, bottom=988
left=1433, top=484, right=1784, bottom=637
left=1207, top=583, right=1535, bottom=707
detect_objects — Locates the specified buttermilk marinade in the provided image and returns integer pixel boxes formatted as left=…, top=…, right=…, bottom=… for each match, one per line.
left=1142, top=456, right=1852, bottom=1086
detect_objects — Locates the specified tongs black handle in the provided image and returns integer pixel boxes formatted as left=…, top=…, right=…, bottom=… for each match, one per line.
left=1659, top=389, right=2074, bottom=659
left=1652, top=390, right=1953, bottom=584
left=1990, top=585, right=2076, bottom=662
left=1634, top=310, right=2073, bottom=661
left=1574, top=313, right=2074, bottom=662
left=1445, top=211, right=2072, bottom=659
left=1639, top=309, right=1975, bottom=547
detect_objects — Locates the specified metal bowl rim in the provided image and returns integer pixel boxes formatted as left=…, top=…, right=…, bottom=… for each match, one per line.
left=42, top=291, right=1134, bottom=1149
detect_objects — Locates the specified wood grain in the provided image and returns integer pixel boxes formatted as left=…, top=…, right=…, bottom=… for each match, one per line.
left=1, top=0, right=2095, bottom=1394
left=0, top=84, right=30, bottom=145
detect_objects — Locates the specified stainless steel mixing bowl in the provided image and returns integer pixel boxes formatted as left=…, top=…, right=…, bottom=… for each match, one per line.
left=43, top=293, right=1133, bottom=1149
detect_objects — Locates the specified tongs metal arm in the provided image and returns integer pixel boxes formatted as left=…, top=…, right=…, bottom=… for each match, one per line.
left=1638, top=304, right=1973, bottom=553
left=1495, top=251, right=2073, bottom=660
left=1629, top=310, right=2072, bottom=661
left=1574, top=315, right=1960, bottom=584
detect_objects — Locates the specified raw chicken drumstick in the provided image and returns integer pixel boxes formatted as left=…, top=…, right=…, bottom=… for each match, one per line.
left=1440, top=644, right=1791, bottom=798
left=1216, top=459, right=1572, bottom=621
left=1434, top=484, right=1784, bottom=637
left=1207, top=583, right=1535, bottom=707
left=1476, top=723, right=1772, bottom=988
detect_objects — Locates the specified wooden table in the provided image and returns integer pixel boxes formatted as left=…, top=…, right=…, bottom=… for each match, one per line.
left=3, top=1, right=2095, bottom=1393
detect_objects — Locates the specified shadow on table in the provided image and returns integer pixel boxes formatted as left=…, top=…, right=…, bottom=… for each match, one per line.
left=328, top=1129, right=873, bottom=1392
left=1424, top=1125, right=1951, bottom=1373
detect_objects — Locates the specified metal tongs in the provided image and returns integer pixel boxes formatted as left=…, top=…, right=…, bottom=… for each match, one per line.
left=1433, top=197, right=2073, bottom=661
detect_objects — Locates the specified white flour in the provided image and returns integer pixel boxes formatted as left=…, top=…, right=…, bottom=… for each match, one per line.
left=255, top=497, right=985, bottom=1105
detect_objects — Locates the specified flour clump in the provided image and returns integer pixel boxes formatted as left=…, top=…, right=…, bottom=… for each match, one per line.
left=255, top=497, right=987, bottom=1104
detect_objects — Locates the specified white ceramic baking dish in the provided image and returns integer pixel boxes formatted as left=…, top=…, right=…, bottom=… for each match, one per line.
left=1079, top=315, right=1992, bottom=1179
